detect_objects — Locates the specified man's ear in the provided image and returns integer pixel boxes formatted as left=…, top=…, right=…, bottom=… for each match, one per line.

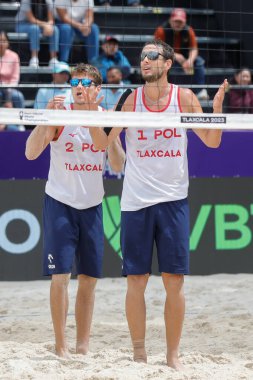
left=96, top=85, right=102, bottom=94
left=166, top=59, right=173, bottom=71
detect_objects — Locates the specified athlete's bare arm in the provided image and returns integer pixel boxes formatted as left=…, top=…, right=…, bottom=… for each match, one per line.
left=107, top=136, right=126, bottom=173
left=180, top=79, right=228, bottom=148
left=25, top=96, right=65, bottom=160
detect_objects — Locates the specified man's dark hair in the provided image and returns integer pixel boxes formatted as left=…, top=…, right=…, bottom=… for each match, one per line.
left=106, top=66, right=122, bottom=74
left=143, top=39, right=174, bottom=63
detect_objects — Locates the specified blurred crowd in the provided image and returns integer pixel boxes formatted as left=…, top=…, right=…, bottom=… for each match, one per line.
left=0, top=2, right=252, bottom=132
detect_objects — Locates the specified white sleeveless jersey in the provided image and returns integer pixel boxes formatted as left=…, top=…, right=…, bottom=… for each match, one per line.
left=121, top=84, right=189, bottom=211
left=45, top=104, right=106, bottom=209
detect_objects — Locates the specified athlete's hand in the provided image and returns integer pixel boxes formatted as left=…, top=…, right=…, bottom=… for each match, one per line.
left=213, top=79, right=229, bottom=113
left=46, top=96, right=66, bottom=110
left=80, top=87, right=104, bottom=110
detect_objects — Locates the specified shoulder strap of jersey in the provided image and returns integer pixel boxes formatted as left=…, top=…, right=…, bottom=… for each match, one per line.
left=104, top=88, right=133, bottom=136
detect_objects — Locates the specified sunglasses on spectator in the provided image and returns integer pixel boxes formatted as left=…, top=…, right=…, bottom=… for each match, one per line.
left=140, top=51, right=167, bottom=61
left=70, top=78, right=96, bottom=87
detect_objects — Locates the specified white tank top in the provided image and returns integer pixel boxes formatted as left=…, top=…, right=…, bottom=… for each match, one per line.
left=121, top=84, right=188, bottom=211
left=46, top=104, right=106, bottom=209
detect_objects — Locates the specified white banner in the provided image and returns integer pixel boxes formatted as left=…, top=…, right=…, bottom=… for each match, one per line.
left=0, top=108, right=253, bottom=129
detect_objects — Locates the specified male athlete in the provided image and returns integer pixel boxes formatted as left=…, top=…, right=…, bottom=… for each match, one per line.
left=90, top=40, right=227, bottom=370
left=25, top=63, right=125, bottom=358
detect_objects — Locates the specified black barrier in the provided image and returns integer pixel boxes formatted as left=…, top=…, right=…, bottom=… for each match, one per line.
left=1, top=178, right=253, bottom=280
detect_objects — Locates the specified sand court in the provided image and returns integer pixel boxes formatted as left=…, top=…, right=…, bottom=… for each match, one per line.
left=0, top=274, right=253, bottom=379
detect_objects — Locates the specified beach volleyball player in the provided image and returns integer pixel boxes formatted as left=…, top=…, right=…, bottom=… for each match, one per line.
left=25, top=63, right=125, bottom=358
left=90, top=40, right=228, bottom=370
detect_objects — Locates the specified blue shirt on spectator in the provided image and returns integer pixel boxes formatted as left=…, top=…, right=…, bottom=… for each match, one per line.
left=91, top=51, right=131, bottom=83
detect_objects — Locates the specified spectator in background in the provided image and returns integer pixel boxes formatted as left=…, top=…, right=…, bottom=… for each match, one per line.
left=34, top=61, right=72, bottom=109
left=55, top=0, right=99, bottom=63
left=100, top=67, right=125, bottom=110
left=0, top=31, right=25, bottom=131
left=15, top=0, right=59, bottom=68
left=227, top=68, right=253, bottom=113
left=154, top=8, right=208, bottom=100
left=91, top=36, right=131, bottom=83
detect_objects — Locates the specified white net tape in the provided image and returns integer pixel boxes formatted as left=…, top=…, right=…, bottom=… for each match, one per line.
left=1, top=107, right=253, bottom=129
left=0, top=108, right=253, bottom=130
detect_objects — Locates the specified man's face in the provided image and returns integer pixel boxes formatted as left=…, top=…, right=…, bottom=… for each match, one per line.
left=169, top=18, right=186, bottom=32
left=106, top=69, right=122, bottom=84
left=71, top=75, right=100, bottom=104
left=140, top=44, right=170, bottom=83
left=102, top=41, right=119, bottom=56
left=53, top=72, right=69, bottom=84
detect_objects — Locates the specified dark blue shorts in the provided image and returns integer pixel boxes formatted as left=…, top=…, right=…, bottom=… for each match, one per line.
left=121, top=199, right=189, bottom=275
left=43, top=194, right=104, bottom=278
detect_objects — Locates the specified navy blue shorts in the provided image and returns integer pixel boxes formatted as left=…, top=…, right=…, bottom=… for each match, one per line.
left=121, top=199, right=190, bottom=275
left=43, top=194, right=104, bottom=278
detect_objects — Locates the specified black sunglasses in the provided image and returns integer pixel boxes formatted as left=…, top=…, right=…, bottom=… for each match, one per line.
left=70, top=78, right=96, bottom=87
left=140, top=51, right=167, bottom=61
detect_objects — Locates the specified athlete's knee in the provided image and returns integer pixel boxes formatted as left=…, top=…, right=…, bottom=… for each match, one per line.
left=78, top=274, right=97, bottom=292
left=51, top=273, right=71, bottom=288
left=162, top=273, right=184, bottom=292
left=127, top=274, right=149, bottom=294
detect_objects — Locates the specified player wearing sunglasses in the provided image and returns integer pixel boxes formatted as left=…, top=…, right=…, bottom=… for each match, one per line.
left=25, top=63, right=125, bottom=358
left=90, top=39, right=228, bottom=370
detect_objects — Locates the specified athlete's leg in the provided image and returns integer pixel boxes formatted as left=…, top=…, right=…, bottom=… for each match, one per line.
left=162, top=273, right=185, bottom=370
left=50, top=273, right=71, bottom=357
left=76, top=204, right=103, bottom=354
left=121, top=207, right=155, bottom=362
left=75, top=274, right=97, bottom=354
left=126, top=274, right=149, bottom=362
left=155, top=199, right=189, bottom=369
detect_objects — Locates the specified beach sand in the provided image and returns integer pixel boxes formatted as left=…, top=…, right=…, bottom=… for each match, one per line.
left=1, top=274, right=253, bottom=380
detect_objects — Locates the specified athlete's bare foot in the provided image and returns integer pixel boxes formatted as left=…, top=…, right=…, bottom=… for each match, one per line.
left=133, top=340, right=147, bottom=363
left=133, top=354, right=147, bottom=363
left=55, top=346, right=71, bottom=358
left=167, top=355, right=185, bottom=371
left=76, top=343, right=89, bottom=355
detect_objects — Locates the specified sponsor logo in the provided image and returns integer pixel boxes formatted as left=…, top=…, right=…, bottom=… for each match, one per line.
left=102, top=196, right=122, bottom=258
left=181, top=116, right=226, bottom=124
left=48, top=254, right=55, bottom=269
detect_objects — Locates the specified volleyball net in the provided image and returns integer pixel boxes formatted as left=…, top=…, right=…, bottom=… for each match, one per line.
left=1, top=1, right=253, bottom=114
left=1, top=107, right=253, bottom=130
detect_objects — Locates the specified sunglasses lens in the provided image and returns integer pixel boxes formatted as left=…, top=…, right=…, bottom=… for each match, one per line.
left=148, top=51, right=159, bottom=60
left=141, top=51, right=159, bottom=61
left=81, top=79, right=92, bottom=87
left=70, top=78, right=79, bottom=87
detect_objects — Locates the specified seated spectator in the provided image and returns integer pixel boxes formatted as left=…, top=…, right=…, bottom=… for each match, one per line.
left=0, top=31, right=25, bottom=131
left=91, top=36, right=131, bottom=83
left=15, top=0, right=59, bottom=67
left=98, top=0, right=141, bottom=6
left=154, top=8, right=208, bottom=100
left=34, top=61, right=72, bottom=109
left=227, top=68, right=253, bottom=113
left=100, top=67, right=125, bottom=110
left=55, top=0, right=99, bottom=63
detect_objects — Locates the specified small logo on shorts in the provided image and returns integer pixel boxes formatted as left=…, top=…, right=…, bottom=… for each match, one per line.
left=48, top=254, right=55, bottom=269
